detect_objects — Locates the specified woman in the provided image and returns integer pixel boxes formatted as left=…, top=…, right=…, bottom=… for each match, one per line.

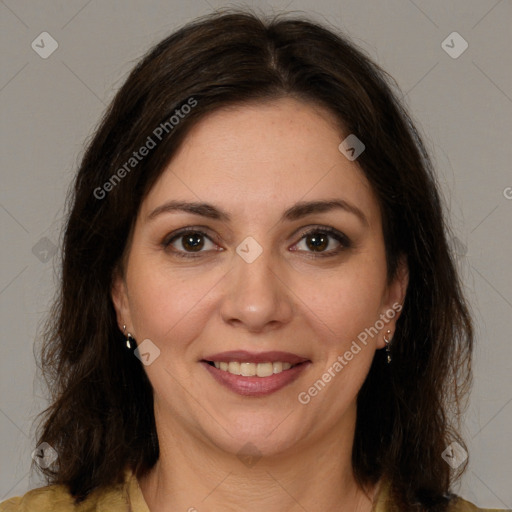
left=0, top=10, right=504, bottom=512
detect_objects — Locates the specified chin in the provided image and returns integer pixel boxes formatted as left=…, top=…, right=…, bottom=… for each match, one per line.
left=202, top=411, right=308, bottom=461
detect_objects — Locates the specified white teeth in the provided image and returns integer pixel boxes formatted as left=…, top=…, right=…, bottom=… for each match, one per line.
left=228, top=361, right=241, bottom=375
left=240, top=362, right=256, bottom=376
left=212, top=361, right=297, bottom=377
left=256, top=362, right=274, bottom=377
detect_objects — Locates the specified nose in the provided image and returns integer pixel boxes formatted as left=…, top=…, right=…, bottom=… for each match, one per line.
left=219, top=246, right=294, bottom=333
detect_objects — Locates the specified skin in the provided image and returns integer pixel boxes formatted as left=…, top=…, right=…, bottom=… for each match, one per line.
left=112, top=97, right=408, bottom=512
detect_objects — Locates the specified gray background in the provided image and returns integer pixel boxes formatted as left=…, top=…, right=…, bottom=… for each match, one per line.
left=1, top=0, right=511, bottom=508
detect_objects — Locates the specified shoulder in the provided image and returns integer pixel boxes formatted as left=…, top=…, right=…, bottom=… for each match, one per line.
left=0, top=468, right=137, bottom=512
left=0, top=485, right=129, bottom=512
left=373, top=478, right=507, bottom=512
left=0, top=484, right=78, bottom=512
left=447, top=495, right=509, bottom=512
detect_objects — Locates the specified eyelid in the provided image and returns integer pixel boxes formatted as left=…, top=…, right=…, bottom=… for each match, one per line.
left=162, top=226, right=217, bottom=244
left=292, top=224, right=349, bottom=241
left=290, top=225, right=351, bottom=253
left=162, top=226, right=221, bottom=256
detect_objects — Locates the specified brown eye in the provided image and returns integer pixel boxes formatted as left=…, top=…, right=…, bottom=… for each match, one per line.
left=292, top=227, right=350, bottom=257
left=163, top=229, right=219, bottom=257
left=180, top=232, right=205, bottom=252
left=305, top=232, right=329, bottom=252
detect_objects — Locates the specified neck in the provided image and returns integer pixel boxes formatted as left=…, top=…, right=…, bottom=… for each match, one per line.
left=138, top=404, right=379, bottom=512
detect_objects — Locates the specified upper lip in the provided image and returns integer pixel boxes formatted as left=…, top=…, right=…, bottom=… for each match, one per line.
left=202, top=350, right=310, bottom=365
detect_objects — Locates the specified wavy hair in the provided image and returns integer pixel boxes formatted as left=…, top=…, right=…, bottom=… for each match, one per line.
left=34, top=10, right=473, bottom=510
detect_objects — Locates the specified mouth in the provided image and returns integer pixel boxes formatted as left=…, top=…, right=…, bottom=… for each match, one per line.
left=200, top=350, right=311, bottom=397
left=203, top=360, right=302, bottom=377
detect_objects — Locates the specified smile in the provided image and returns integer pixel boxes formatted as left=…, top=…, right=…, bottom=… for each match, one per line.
left=208, top=361, right=295, bottom=377
left=200, top=350, right=311, bottom=396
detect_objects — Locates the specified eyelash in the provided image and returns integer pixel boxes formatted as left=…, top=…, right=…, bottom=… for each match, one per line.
left=162, top=226, right=351, bottom=259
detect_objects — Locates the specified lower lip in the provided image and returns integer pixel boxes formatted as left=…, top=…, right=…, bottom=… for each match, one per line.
left=201, top=361, right=310, bottom=397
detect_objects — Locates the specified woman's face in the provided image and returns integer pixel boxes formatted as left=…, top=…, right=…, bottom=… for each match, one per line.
left=112, top=97, right=407, bottom=458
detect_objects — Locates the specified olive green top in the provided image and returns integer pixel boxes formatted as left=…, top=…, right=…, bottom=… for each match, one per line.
left=0, top=468, right=506, bottom=511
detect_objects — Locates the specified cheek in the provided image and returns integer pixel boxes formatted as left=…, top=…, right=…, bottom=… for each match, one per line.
left=294, top=259, right=387, bottom=347
left=127, top=258, right=222, bottom=348
left=295, top=264, right=385, bottom=417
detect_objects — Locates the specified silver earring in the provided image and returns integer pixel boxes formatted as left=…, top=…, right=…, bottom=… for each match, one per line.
left=383, top=329, right=393, bottom=364
left=123, top=324, right=135, bottom=350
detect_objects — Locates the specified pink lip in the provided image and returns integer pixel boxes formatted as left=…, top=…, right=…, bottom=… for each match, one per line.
left=200, top=359, right=311, bottom=397
left=202, top=350, right=309, bottom=365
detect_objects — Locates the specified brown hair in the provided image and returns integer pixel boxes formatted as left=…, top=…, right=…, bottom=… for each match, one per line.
left=35, top=10, right=473, bottom=510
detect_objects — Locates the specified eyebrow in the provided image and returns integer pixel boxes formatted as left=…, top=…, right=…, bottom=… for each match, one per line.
left=146, top=199, right=368, bottom=226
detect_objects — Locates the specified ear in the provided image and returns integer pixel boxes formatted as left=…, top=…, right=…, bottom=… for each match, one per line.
left=376, top=255, right=409, bottom=349
left=111, top=266, right=132, bottom=333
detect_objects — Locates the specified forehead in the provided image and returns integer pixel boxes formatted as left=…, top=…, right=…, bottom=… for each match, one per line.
left=140, top=97, right=379, bottom=227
